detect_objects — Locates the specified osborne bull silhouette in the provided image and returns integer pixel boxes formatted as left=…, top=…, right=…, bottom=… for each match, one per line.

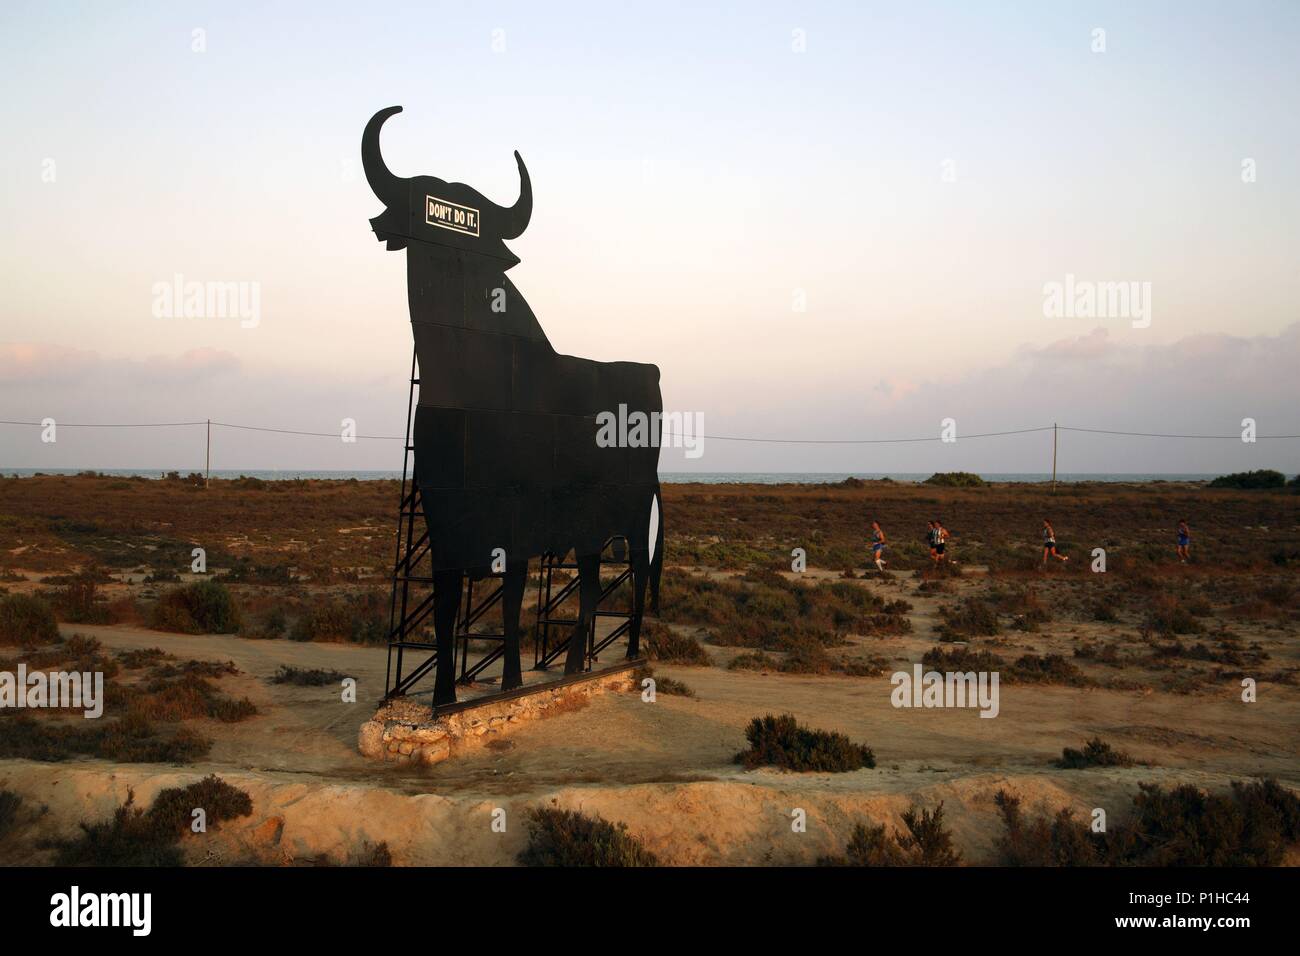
left=363, top=106, right=664, bottom=707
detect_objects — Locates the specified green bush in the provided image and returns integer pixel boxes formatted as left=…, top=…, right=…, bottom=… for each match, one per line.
left=734, top=714, right=875, bottom=772
left=150, top=581, right=241, bottom=634
left=517, top=807, right=659, bottom=867
left=1208, top=469, right=1286, bottom=489
left=0, top=593, right=59, bottom=646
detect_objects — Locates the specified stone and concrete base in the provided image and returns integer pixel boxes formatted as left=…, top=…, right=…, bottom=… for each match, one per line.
left=358, top=665, right=639, bottom=766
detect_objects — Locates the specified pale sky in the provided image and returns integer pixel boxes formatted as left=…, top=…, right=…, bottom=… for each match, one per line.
left=2, top=0, right=1298, bottom=473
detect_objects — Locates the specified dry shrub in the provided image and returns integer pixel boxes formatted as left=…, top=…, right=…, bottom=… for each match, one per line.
left=1057, top=737, right=1135, bottom=769
left=821, top=803, right=961, bottom=866
left=642, top=621, right=711, bottom=665
left=270, top=665, right=348, bottom=686
left=52, top=775, right=252, bottom=866
left=921, top=646, right=1005, bottom=672
left=937, top=598, right=999, bottom=640
left=1007, top=653, right=1091, bottom=687
left=150, top=580, right=241, bottom=634
left=0, top=790, right=21, bottom=838
left=1142, top=594, right=1204, bottom=636
left=734, top=714, right=875, bottom=772
left=995, top=779, right=1300, bottom=866
left=289, top=590, right=385, bottom=644
left=517, top=807, right=658, bottom=867
left=994, top=790, right=1105, bottom=866
left=126, top=673, right=257, bottom=723
left=0, top=711, right=211, bottom=764
left=0, top=593, right=59, bottom=646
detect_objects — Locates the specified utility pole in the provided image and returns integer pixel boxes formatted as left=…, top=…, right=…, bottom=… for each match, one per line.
left=1051, top=422, right=1058, bottom=494
left=205, top=419, right=211, bottom=489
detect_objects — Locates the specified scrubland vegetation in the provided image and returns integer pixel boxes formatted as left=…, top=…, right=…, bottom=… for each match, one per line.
left=0, top=473, right=1297, bottom=866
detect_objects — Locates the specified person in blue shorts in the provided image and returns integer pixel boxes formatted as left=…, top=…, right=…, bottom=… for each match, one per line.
left=869, top=520, right=888, bottom=573
left=1176, top=519, right=1191, bottom=563
left=1042, top=519, right=1069, bottom=565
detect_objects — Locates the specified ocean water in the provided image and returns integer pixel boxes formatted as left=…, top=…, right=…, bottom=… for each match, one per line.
left=0, top=468, right=1223, bottom=484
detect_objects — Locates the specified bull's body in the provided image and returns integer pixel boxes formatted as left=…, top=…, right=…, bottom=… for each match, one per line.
left=365, top=108, right=663, bottom=708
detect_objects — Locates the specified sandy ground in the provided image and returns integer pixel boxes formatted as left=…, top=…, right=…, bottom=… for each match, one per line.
left=4, top=570, right=1298, bottom=865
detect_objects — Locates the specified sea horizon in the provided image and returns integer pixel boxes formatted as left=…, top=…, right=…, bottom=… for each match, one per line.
left=0, top=467, right=1241, bottom=485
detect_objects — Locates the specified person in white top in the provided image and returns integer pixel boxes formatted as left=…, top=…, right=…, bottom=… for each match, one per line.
left=1041, top=519, right=1069, bottom=565
left=869, top=521, right=888, bottom=573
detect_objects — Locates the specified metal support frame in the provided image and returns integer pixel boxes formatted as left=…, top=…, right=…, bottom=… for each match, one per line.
left=384, top=347, right=641, bottom=702
left=533, top=538, right=635, bottom=671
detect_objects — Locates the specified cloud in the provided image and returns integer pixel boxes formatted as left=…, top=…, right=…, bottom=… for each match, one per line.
left=1031, top=327, right=1114, bottom=361
left=3, top=325, right=1297, bottom=475
left=0, top=343, right=99, bottom=384
left=0, top=343, right=242, bottom=387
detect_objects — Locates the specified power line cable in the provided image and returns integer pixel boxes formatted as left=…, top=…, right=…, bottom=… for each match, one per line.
left=1, top=419, right=1297, bottom=442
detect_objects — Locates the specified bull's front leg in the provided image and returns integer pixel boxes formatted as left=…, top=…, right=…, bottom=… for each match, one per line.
left=563, top=554, right=602, bottom=674
left=432, top=568, right=463, bottom=708
left=500, top=562, right=527, bottom=691
left=626, top=551, right=649, bottom=660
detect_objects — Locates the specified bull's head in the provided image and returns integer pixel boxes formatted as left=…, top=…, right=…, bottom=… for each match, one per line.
left=362, top=105, right=532, bottom=267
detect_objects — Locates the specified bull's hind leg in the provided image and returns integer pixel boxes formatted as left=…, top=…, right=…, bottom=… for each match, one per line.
left=500, top=562, right=527, bottom=692
left=432, top=568, right=463, bottom=708
left=563, top=554, right=602, bottom=675
left=626, top=552, right=650, bottom=660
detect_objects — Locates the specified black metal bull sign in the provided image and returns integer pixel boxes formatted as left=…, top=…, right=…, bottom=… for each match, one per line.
left=363, top=106, right=664, bottom=707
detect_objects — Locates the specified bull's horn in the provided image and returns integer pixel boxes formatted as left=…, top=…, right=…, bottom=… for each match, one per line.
left=498, top=150, right=533, bottom=240
left=362, top=106, right=405, bottom=201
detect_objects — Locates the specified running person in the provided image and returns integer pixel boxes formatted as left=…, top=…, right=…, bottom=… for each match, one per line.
left=926, top=520, right=940, bottom=565
left=1041, top=519, right=1069, bottom=564
left=870, top=521, right=888, bottom=573
left=1176, top=519, right=1192, bottom=563
left=934, top=519, right=949, bottom=563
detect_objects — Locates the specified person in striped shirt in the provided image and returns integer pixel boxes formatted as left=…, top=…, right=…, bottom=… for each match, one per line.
left=1042, top=519, right=1069, bottom=565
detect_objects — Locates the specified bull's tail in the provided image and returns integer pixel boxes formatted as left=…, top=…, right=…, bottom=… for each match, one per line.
left=648, top=489, right=664, bottom=615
